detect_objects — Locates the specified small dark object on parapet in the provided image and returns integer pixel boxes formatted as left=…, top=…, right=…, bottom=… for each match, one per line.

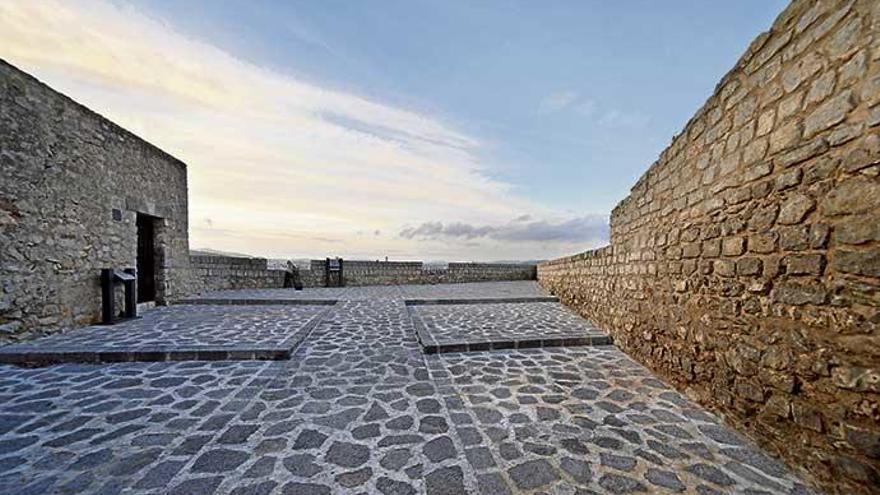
left=324, top=257, right=344, bottom=287
left=101, top=268, right=137, bottom=324
left=285, top=260, right=304, bottom=290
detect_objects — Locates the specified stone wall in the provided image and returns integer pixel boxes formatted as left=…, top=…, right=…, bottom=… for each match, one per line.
left=311, top=260, right=536, bottom=287
left=0, top=60, right=192, bottom=343
left=189, top=255, right=286, bottom=293
left=187, top=257, right=536, bottom=293
left=538, top=1, right=880, bottom=493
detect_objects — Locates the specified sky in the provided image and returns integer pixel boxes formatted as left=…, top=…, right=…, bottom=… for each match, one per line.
left=0, top=0, right=787, bottom=261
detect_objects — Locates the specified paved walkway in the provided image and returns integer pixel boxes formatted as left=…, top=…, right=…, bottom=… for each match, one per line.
left=0, top=282, right=818, bottom=494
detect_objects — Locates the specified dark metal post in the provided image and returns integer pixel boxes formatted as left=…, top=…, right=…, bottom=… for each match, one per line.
left=101, top=268, right=114, bottom=324
left=123, top=268, right=137, bottom=319
left=339, top=258, right=345, bottom=287
left=324, top=257, right=330, bottom=287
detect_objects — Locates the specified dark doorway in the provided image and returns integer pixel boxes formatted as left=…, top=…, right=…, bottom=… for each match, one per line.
left=136, top=213, right=157, bottom=303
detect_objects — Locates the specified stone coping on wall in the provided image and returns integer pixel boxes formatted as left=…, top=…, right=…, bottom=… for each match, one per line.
left=404, top=296, right=559, bottom=305
left=173, top=298, right=339, bottom=306
left=408, top=302, right=612, bottom=354
left=0, top=305, right=332, bottom=366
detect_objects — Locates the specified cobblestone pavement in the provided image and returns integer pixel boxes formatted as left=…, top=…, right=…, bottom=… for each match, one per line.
left=180, top=286, right=348, bottom=302
left=0, top=305, right=327, bottom=363
left=400, top=281, right=548, bottom=301
left=412, top=302, right=610, bottom=353
left=188, top=281, right=547, bottom=303
left=0, top=283, right=819, bottom=494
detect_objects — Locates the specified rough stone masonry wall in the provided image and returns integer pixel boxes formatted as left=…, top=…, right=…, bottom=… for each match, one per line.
left=187, top=258, right=536, bottom=293
left=321, top=260, right=536, bottom=287
left=539, top=1, right=880, bottom=493
left=189, top=255, right=287, bottom=293
left=0, top=60, right=192, bottom=343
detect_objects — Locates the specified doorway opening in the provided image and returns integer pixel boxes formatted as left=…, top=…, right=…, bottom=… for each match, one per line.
left=136, top=213, right=157, bottom=303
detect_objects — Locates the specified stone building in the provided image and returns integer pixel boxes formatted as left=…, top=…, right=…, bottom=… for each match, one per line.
left=0, top=60, right=192, bottom=342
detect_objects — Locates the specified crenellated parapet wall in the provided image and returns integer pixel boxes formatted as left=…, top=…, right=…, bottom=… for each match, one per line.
left=539, top=1, right=880, bottom=492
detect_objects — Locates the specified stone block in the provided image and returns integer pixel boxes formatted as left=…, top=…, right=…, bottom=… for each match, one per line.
left=702, top=239, right=721, bottom=258
left=756, top=109, right=775, bottom=137
left=804, top=89, right=855, bottom=138
left=809, top=224, right=830, bottom=249
left=845, top=425, right=880, bottom=460
left=748, top=204, right=779, bottom=232
left=803, top=156, right=839, bottom=184
left=775, top=168, right=802, bottom=191
left=777, top=193, right=815, bottom=224
left=805, top=70, right=836, bottom=106
left=744, top=162, right=772, bottom=182
left=736, top=257, right=763, bottom=276
left=722, top=237, right=746, bottom=256
left=749, top=233, right=778, bottom=254
left=714, top=260, right=736, bottom=277
left=792, top=401, right=824, bottom=432
left=832, top=248, right=880, bottom=277
left=682, top=243, right=701, bottom=259
left=826, top=17, right=862, bottom=60
left=841, top=135, right=880, bottom=173
left=821, top=176, right=880, bottom=216
left=783, top=254, right=825, bottom=275
left=779, top=226, right=811, bottom=251
left=769, top=120, right=803, bottom=153
left=832, top=366, right=880, bottom=393
left=772, top=281, right=827, bottom=305
left=833, top=214, right=880, bottom=244
left=782, top=52, right=823, bottom=93
left=774, top=139, right=829, bottom=168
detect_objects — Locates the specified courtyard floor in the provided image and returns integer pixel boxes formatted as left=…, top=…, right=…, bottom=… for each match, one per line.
left=0, top=282, right=818, bottom=494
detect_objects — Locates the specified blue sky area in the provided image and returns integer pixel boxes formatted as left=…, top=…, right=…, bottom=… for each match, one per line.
left=129, top=0, right=787, bottom=214
left=1, top=1, right=790, bottom=259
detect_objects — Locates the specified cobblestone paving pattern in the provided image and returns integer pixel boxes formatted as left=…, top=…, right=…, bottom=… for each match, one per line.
left=427, top=347, right=818, bottom=495
left=0, top=284, right=819, bottom=494
left=185, top=286, right=350, bottom=301
left=414, top=302, right=607, bottom=349
left=400, top=281, right=548, bottom=300
left=0, top=305, right=326, bottom=352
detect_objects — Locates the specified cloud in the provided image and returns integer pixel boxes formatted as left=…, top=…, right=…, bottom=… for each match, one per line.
left=538, top=90, right=579, bottom=113
left=598, top=109, right=651, bottom=129
left=538, top=91, right=646, bottom=129
left=0, top=0, right=563, bottom=260
left=574, top=99, right=596, bottom=117
left=400, top=216, right=608, bottom=244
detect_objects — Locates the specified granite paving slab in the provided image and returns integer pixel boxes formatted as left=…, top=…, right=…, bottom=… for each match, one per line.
left=400, top=280, right=549, bottom=301
left=0, top=360, right=284, bottom=495
left=0, top=305, right=330, bottom=365
left=178, top=286, right=348, bottom=304
left=411, top=301, right=611, bottom=354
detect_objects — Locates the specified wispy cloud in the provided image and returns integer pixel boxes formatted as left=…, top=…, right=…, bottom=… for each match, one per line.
left=538, top=90, right=579, bottom=113
left=537, top=90, right=649, bottom=129
left=598, top=109, right=652, bottom=129
left=0, top=0, right=612, bottom=260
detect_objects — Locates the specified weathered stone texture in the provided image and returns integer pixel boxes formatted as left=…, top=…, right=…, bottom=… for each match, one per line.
left=0, top=60, right=191, bottom=343
left=538, top=1, right=880, bottom=493
left=190, top=255, right=287, bottom=293
left=190, top=257, right=537, bottom=294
